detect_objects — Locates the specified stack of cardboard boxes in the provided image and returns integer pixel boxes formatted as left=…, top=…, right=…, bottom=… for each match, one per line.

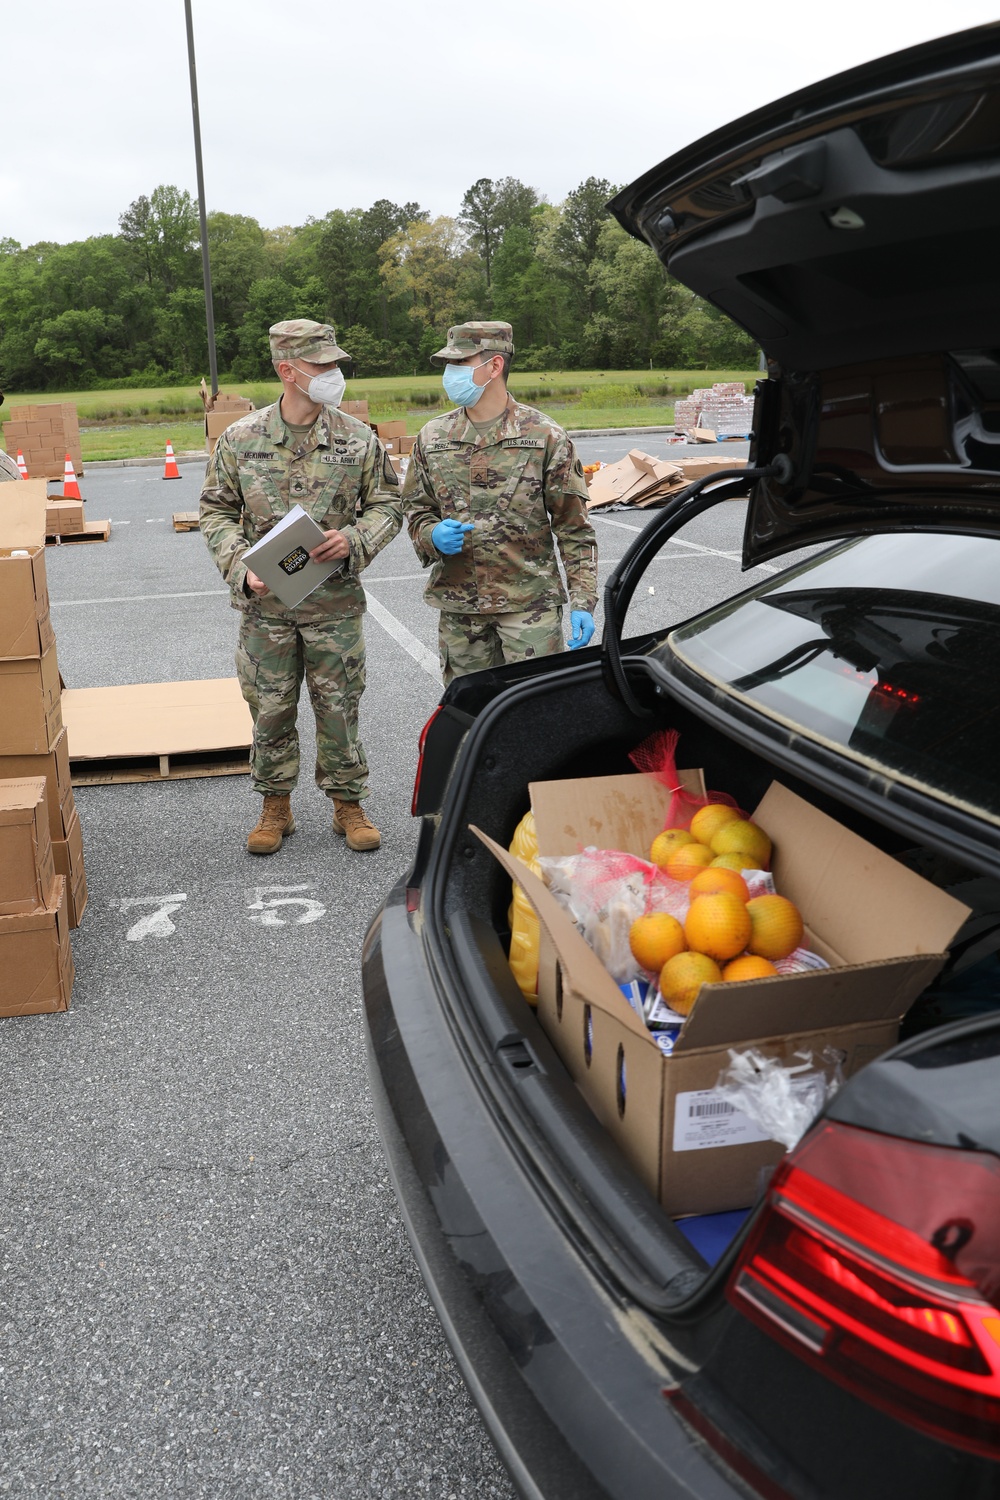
left=0, top=778, right=75, bottom=1016
left=0, top=490, right=87, bottom=1018
left=204, top=393, right=255, bottom=454
left=372, top=420, right=415, bottom=480
left=2, top=403, right=83, bottom=480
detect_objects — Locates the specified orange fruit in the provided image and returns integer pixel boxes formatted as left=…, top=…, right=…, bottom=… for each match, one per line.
left=746, top=895, right=804, bottom=961
left=710, top=819, right=772, bottom=868
left=689, top=866, right=750, bottom=903
left=659, top=951, right=723, bottom=1015
left=629, top=913, right=687, bottom=973
left=722, top=954, right=779, bottom=982
left=710, top=852, right=764, bottom=873
left=649, top=828, right=696, bottom=867
left=689, top=802, right=741, bottom=846
left=684, top=892, right=752, bottom=962
left=665, top=842, right=714, bottom=882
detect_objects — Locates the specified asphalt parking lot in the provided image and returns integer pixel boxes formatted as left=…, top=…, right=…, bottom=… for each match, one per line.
left=0, top=435, right=757, bottom=1498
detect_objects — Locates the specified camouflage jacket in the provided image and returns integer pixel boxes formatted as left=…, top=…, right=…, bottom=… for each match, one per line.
left=402, top=398, right=598, bottom=615
left=199, top=402, right=402, bottom=622
left=0, top=450, right=20, bottom=481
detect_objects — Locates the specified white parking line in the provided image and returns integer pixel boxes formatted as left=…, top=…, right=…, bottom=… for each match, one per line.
left=364, top=593, right=440, bottom=681
left=51, top=589, right=228, bottom=607
left=592, top=514, right=776, bottom=571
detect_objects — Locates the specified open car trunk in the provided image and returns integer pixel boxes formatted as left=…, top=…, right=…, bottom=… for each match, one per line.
left=419, top=649, right=977, bottom=1303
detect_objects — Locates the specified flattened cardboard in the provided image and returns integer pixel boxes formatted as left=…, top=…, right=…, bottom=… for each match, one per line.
left=61, top=678, right=252, bottom=760
left=0, top=480, right=48, bottom=548
left=0, top=875, right=74, bottom=1016
left=0, top=729, right=75, bottom=841
left=482, top=776, right=971, bottom=1216
left=52, top=804, right=86, bottom=928
left=0, top=646, right=62, bottom=754
left=0, top=777, right=57, bottom=915
left=0, top=547, right=54, bottom=659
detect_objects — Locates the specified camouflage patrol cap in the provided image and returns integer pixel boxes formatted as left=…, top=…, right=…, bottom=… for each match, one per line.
left=268, top=319, right=349, bottom=365
left=429, top=321, right=514, bottom=366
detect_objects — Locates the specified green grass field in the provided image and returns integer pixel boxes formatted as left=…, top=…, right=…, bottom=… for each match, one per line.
left=0, top=370, right=758, bottom=462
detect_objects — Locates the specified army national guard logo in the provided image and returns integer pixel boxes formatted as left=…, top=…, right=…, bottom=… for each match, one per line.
left=278, top=545, right=310, bottom=576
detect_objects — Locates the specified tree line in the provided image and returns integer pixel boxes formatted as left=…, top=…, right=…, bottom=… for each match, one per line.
left=0, top=178, right=757, bottom=390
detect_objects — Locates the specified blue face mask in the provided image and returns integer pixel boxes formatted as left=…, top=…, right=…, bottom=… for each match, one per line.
left=442, top=361, right=487, bottom=409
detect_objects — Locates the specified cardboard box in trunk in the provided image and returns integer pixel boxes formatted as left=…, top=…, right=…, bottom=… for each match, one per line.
left=0, top=729, right=75, bottom=843
left=476, top=776, right=970, bottom=1216
left=52, top=803, right=86, bottom=928
left=0, top=547, right=54, bottom=659
left=0, top=777, right=57, bottom=915
left=0, top=875, right=74, bottom=1016
left=0, top=645, right=62, bottom=754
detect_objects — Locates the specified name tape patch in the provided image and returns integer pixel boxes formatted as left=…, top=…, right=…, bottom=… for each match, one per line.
left=500, top=438, right=545, bottom=449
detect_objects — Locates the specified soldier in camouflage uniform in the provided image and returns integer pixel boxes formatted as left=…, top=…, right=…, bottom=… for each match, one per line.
left=401, top=322, right=598, bottom=684
left=200, top=320, right=402, bottom=855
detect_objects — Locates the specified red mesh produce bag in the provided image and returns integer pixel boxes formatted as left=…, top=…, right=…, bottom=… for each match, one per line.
left=629, top=727, right=742, bottom=831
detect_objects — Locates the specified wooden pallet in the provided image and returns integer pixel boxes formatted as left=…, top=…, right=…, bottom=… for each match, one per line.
left=172, top=511, right=200, bottom=532
left=63, top=678, right=252, bottom=786
left=47, top=519, right=112, bottom=545
left=70, top=745, right=250, bottom=786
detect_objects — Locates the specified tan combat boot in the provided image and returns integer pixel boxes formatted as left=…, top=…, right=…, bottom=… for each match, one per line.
left=247, top=794, right=295, bottom=855
left=332, top=798, right=381, bottom=851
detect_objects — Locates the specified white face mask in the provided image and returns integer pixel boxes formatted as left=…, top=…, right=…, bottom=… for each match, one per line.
left=292, top=363, right=346, bottom=407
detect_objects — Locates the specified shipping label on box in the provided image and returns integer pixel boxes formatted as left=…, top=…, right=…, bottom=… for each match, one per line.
left=476, top=776, right=971, bottom=1217
left=0, top=875, right=74, bottom=1016
left=0, top=645, right=63, bottom=754
left=0, top=547, right=54, bottom=658
left=0, top=776, right=57, bottom=915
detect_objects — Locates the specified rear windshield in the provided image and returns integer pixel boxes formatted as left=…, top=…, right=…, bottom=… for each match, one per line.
left=667, top=533, right=1000, bottom=826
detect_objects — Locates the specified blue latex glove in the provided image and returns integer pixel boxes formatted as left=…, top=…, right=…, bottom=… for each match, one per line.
left=431, top=518, right=474, bottom=555
left=569, top=610, right=596, bottom=649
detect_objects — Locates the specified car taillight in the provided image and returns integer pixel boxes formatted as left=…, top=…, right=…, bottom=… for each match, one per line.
left=728, top=1120, right=1000, bottom=1459
left=411, top=706, right=443, bottom=817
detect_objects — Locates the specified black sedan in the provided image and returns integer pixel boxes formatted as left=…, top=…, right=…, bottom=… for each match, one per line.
left=363, top=25, right=1000, bottom=1499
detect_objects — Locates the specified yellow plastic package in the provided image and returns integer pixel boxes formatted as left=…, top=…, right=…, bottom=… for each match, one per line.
left=507, top=810, right=541, bottom=1004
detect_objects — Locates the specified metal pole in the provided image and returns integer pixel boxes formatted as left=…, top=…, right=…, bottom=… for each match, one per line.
left=184, top=0, right=219, bottom=396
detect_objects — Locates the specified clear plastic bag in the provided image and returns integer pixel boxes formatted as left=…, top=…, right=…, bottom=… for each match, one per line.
left=539, top=847, right=690, bottom=983
left=714, top=1046, right=845, bottom=1151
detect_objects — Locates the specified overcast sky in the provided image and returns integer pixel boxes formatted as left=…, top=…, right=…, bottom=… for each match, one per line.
left=2, top=0, right=996, bottom=246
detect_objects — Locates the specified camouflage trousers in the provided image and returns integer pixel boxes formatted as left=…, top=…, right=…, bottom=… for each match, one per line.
left=236, top=611, right=369, bottom=801
left=438, top=605, right=564, bottom=685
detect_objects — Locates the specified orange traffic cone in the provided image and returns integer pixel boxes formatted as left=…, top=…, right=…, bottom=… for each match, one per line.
left=61, top=454, right=83, bottom=500
left=15, top=450, right=28, bottom=478
left=163, top=440, right=181, bottom=480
